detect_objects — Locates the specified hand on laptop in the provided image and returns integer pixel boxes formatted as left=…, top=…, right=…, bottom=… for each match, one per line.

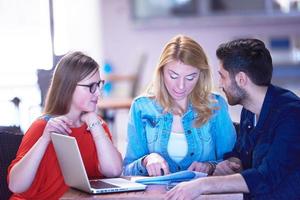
left=142, top=153, right=170, bottom=176
left=42, top=116, right=73, bottom=142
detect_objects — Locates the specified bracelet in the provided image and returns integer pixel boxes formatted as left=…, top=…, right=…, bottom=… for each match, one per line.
left=207, top=162, right=217, bottom=176
left=88, top=120, right=103, bottom=130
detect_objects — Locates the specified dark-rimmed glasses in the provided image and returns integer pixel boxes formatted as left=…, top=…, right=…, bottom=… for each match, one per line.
left=77, top=80, right=105, bottom=94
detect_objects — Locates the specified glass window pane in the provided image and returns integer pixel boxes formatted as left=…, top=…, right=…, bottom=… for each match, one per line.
left=210, top=0, right=266, bottom=15
left=132, top=0, right=197, bottom=19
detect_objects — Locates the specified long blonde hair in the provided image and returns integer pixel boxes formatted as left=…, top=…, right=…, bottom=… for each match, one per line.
left=146, top=35, right=213, bottom=127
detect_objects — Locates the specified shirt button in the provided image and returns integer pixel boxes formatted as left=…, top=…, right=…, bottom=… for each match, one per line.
left=246, top=151, right=249, bottom=155
left=187, top=130, right=192, bottom=134
left=190, top=152, right=194, bottom=156
left=248, top=125, right=251, bottom=129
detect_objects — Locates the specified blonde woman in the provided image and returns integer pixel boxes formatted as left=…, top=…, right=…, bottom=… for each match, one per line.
left=123, top=35, right=236, bottom=176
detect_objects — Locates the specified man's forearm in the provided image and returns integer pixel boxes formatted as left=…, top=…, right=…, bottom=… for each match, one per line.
left=200, top=173, right=249, bottom=194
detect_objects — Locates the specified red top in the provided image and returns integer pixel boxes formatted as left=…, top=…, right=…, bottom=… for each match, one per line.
left=8, top=117, right=112, bottom=200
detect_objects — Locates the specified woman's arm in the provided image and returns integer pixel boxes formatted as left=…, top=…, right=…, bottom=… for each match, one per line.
left=8, top=135, right=50, bottom=193
left=82, top=112, right=123, bottom=177
left=8, top=116, right=72, bottom=193
left=123, top=99, right=150, bottom=175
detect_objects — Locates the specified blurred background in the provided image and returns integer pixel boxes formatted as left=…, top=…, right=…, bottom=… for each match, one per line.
left=1, top=0, right=300, bottom=154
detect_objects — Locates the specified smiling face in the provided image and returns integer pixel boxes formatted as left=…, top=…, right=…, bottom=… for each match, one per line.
left=163, top=60, right=200, bottom=106
left=70, top=69, right=101, bottom=114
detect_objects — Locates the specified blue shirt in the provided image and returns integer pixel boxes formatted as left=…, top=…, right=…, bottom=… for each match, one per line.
left=224, top=85, right=300, bottom=200
left=123, top=94, right=236, bottom=175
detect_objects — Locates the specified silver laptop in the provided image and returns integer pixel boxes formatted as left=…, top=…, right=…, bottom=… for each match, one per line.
left=50, top=132, right=146, bottom=194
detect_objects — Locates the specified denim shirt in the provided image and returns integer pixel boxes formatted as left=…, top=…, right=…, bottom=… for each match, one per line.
left=224, top=85, right=300, bottom=200
left=123, top=94, right=236, bottom=175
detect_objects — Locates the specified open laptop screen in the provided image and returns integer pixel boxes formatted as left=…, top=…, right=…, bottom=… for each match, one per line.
left=50, top=132, right=146, bottom=194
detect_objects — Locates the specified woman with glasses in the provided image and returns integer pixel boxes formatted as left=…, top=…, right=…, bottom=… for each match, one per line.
left=8, top=52, right=122, bottom=200
left=124, top=35, right=236, bottom=177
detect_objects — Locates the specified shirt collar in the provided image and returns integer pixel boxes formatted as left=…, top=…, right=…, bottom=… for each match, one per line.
left=255, top=84, right=275, bottom=129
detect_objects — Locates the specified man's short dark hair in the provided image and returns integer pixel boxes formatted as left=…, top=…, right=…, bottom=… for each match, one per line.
left=216, top=38, right=273, bottom=86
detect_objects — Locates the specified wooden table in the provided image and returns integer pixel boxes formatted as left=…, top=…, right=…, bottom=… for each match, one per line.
left=60, top=185, right=243, bottom=200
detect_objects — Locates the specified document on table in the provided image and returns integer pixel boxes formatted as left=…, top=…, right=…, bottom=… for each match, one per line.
left=133, top=170, right=207, bottom=185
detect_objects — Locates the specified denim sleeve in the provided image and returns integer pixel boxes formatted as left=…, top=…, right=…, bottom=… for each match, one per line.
left=123, top=99, right=149, bottom=176
left=223, top=145, right=240, bottom=160
left=212, top=95, right=236, bottom=162
left=241, top=112, right=300, bottom=196
left=223, top=108, right=248, bottom=160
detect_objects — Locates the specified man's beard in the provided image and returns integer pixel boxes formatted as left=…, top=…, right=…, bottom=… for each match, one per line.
left=223, top=80, right=247, bottom=106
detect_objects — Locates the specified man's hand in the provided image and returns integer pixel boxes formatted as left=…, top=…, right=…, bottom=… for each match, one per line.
left=143, top=153, right=170, bottom=176
left=213, top=157, right=242, bottom=176
left=165, top=178, right=203, bottom=200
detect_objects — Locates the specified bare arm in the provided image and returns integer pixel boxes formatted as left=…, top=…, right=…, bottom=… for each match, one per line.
left=200, top=174, right=249, bottom=194
left=9, top=117, right=72, bottom=193
left=82, top=113, right=122, bottom=177
left=8, top=136, right=50, bottom=193
left=165, top=173, right=249, bottom=200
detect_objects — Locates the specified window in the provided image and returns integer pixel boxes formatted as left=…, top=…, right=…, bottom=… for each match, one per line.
left=0, top=0, right=52, bottom=130
left=132, top=0, right=197, bottom=19
left=131, top=0, right=300, bottom=26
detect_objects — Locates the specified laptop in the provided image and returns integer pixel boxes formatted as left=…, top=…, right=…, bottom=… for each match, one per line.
left=50, top=132, right=146, bottom=194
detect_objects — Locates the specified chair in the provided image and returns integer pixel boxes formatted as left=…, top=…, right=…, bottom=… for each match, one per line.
left=0, top=128, right=23, bottom=200
left=130, top=53, right=147, bottom=98
left=100, top=53, right=147, bottom=122
left=98, top=54, right=147, bottom=152
left=37, top=68, right=53, bottom=107
left=37, top=55, right=64, bottom=107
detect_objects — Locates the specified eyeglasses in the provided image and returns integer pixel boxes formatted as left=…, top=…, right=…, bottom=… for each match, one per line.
left=77, top=80, right=105, bottom=94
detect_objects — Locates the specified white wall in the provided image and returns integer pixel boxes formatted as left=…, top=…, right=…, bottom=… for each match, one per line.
left=2, top=0, right=299, bottom=134
left=53, top=0, right=103, bottom=64
left=100, top=0, right=300, bottom=122
left=0, top=0, right=105, bottom=131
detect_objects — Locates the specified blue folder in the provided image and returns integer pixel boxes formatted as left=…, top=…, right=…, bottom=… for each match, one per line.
left=135, top=170, right=207, bottom=185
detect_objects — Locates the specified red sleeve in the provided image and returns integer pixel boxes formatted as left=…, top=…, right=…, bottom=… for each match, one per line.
left=7, top=117, right=115, bottom=199
left=7, top=119, right=68, bottom=200
left=7, top=119, right=47, bottom=180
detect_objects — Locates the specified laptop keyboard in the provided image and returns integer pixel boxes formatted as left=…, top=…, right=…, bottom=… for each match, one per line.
left=90, top=180, right=120, bottom=189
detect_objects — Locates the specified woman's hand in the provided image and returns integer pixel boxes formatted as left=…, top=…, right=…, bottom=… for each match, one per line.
left=81, top=112, right=99, bottom=126
left=80, top=112, right=104, bottom=137
left=42, top=116, right=73, bottom=142
left=187, top=161, right=214, bottom=174
left=143, top=153, right=170, bottom=176
left=8, top=115, right=72, bottom=193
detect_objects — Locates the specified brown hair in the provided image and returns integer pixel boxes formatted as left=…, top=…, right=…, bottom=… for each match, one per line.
left=43, top=51, right=99, bottom=115
left=146, top=35, right=213, bottom=126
